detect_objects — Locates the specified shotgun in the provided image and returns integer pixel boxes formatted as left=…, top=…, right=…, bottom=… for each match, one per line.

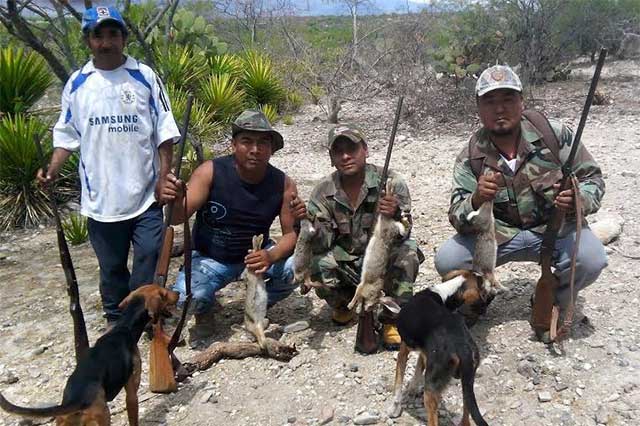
left=149, top=94, right=194, bottom=393
left=34, top=134, right=90, bottom=362
left=354, top=96, right=404, bottom=355
left=530, top=48, right=607, bottom=342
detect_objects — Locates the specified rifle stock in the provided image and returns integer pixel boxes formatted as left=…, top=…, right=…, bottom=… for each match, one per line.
left=34, top=135, right=89, bottom=361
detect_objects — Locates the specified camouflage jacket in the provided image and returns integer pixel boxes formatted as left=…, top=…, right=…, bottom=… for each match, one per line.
left=449, top=116, right=605, bottom=244
left=308, top=164, right=412, bottom=262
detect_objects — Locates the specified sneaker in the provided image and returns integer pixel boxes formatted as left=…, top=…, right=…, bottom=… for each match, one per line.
left=382, top=324, right=401, bottom=350
left=331, top=307, right=354, bottom=325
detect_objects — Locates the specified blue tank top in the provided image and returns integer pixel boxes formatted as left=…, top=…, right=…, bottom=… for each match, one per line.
left=193, top=155, right=285, bottom=263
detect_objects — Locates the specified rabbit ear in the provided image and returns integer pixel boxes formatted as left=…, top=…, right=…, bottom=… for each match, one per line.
left=385, top=178, right=394, bottom=195
left=252, top=234, right=264, bottom=251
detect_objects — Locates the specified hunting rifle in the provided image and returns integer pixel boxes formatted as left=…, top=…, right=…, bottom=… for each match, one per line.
left=354, top=96, right=404, bottom=355
left=530, top=48, right=607, bottom=343
left=149, top=94, right=194, bottom=393
left=35, top=135, right=90, bottom=362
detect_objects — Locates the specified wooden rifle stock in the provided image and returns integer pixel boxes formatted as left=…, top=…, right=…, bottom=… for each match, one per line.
left=34, top=135, right=90, bottom=362
left=531, top=49, right=607, bottom=340
left=354, top=97, right=404, bottom=354
left=149, top=94, right=194, bottom=392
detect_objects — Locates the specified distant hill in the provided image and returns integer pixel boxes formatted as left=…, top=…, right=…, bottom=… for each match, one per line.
left=297, top=0, right=431, bottom=16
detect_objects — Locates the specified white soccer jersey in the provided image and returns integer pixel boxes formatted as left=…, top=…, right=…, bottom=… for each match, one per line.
left=53, top=56, right=180, bottom=222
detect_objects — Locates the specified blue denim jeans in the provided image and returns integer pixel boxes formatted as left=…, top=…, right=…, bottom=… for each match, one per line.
left=88, top=203, right=163, bottom=322
left=434, top=227, right=608, bottom=307
left=172, top=249, right=296, bottom=315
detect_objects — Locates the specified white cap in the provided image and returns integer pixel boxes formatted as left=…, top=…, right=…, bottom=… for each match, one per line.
left=475, top=65, right=522, bottom=97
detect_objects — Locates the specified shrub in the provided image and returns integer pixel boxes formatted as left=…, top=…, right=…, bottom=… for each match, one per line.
left=209, top=54, right=243, bottom=79
left=283, top=90, right=304, bottom=112
left=199, top=73, right=246, bottom=123
left=62, top=213, right=88, bottom=245
left=0, top=114, right=79, bottom=230
left=155, top=44, right=208, bottom=92
left=282, top=115, right=294, bottom=125
left=0, top=46, right=53, bottom=114
left=240, top=51, right=284, bottom=107
left=258, top=104, right=278, bottom=124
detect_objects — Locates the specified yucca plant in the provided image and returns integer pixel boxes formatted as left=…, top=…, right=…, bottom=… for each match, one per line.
left=0, top=115, right=78, bottom=230
left=199, top=73, right=246, bottom=123
left=258, top=104, right=279, bottom=124
left=155, top=44, right=208, bottom=92
left=0, top=46, right=53, bottom=114
left=167, top=83, right=224, bottom=143
left=208, top=54, right=243, bottom=79
left=62, top=212, right=88, bottom=245
left=240, top=51, right=284, bottom=107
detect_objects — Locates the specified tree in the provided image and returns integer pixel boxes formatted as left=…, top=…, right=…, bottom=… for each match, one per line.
left=327, top=0, right=372, bottom=66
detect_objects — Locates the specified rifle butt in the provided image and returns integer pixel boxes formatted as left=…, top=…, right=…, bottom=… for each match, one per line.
left=530, top=268, right=558, bottom=333
left=354, top=311, right=379, bottom=354
left=149, top=322, right=177, bottom=393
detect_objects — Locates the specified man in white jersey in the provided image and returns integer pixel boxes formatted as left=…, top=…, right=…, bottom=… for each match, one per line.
left=37, top=6, right=181, bottom=324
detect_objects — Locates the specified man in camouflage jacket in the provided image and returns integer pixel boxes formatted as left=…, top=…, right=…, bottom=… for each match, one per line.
left=307, top=124, right=420, bottom=349
left=434, top=65, right=607, bottom=332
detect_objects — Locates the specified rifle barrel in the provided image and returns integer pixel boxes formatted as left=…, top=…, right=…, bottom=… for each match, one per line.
left=379, top=96, right=404, bottom=192
left=564, top=48, right=607, bottom=176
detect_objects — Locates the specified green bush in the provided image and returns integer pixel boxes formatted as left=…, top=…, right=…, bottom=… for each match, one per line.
left=0, top=46, right=53, bottom=114
left=62, top=212, right=88, bottom=245
left=283, top=90, right=304, bottom=112
left=258, top=104, right=278, bottom=124
left=155, top=44, right=208, bottom=92
left=0, top=115, right=78, bottom=230
left=240, top=51, right=284, bottom=107
left=209, top=54, right=243, bottom=79
left=282, top=115, right=294, bottom=125
left=199, top=73, right=246, bottom=123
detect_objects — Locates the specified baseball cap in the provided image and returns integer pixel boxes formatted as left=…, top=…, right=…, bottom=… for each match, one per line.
left=475, top=65, right=522, bottom=97
left=82, top=6, right=127, bottom=34
left=327, top=124, right=366, bottom=150
left=231, top=110, right=284, bottom=152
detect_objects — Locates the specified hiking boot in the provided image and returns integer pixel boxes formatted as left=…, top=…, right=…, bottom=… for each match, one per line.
left=382, top=324, right=401, bottom=351
left=189, top=310, right=216, bottom=341
left=331, top=307, right=354, bottom=325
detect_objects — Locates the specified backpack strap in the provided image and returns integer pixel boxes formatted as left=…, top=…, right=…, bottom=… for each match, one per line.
left=468, top=132, right=484, bottom=179
left=522, top=109, right=562, bottom=166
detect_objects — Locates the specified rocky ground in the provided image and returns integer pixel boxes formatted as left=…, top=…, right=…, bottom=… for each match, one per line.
left=1, top=58, right=639, bottom=426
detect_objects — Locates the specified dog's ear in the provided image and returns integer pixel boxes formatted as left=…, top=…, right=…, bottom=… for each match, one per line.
left=118, top=292, right=136, bottom=310
left=160, top=288, right=180, bottom=306
left=380, top=296, right=401, bottom=315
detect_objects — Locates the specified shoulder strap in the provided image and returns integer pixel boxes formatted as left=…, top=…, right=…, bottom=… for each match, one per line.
left=468, top=133, right=484, bottom=178
left=522, top=109, right=562, bottom=165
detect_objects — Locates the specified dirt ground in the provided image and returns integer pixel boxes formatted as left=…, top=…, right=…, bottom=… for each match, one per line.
left=1, top=58, right=639, bottom=426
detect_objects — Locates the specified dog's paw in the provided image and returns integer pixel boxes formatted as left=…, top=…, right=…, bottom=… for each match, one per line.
left=386, top=401, right=403, bottom=418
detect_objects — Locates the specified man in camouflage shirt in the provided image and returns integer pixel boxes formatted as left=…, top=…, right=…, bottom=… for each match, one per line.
left=434, top=65, right=607, bottom=337
left=307, top=124, right=420, bottom=350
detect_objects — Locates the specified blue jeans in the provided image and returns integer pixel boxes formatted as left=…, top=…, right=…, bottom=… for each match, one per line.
left=172, top=250, right=297, bottom=315
left=88, top=203, right=163, bottom=322
left=434, top=227, right=608, bottom=307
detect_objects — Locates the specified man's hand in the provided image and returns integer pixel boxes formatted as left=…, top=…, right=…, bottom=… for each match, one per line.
left=472, top=172, right=502, bottom=209
left=289, top=193, right=307, bottom=221
left=553, top=183, right=575, bottom=213
left=378, top=192, right=399, bottom=218
left=156, top=172, right=184, bottom=205
left=245, top=248, right=272, bottom=275
left=36, top=167, right=57, bottom=186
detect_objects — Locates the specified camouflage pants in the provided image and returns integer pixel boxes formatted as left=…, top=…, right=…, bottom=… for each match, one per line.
left=310, top=239, right=420, bottom=323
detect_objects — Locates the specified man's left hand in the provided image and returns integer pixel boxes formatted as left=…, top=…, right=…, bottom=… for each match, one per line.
left=378, top=193, right=399, bottom=218
left=245, top=249, right=272, bottom=275
left=290, top=193, right=308, bottom=220
left=553, top=183, right=575, bottom=213
left=155, top=174, right=178, bottom=205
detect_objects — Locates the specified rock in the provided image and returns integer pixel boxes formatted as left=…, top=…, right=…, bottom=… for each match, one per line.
left=349, top=363, right=359, bottom=372
left=287, top=416, right=297, bottom=423
left=353, top=412, right=380, bottom=425
left=555, top=383, right=569, bottom=392
left=538, top=391, right=552, bottom=402
left=590, top=212, right=624, bottom=245
left=0, top=371, right=18, bottom=385
left=200, top=391, right=214, bottom=404
left=319, top=406, right=334, bottom=425
left=595, top=409, right=610, bottom=424
left=284, top=320, right=310, bottom=333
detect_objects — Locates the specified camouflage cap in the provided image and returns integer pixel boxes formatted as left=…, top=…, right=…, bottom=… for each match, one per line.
left=231, top=110, right=284, bottom=152
left=327, top=124, right=366, bottom=150
left=475, top=65, right=522, bottom=97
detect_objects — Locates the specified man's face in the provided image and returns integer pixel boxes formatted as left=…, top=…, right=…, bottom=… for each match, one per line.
left=232, top=131, right=273, bottom=172
left=85, top=23, right=126, bottom=65
left=330, top=137, right=367, bottom=176
left=477, top=89, right=524, bottom=136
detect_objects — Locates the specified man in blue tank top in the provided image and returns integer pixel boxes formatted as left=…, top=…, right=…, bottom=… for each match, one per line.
left=159, top=110, right=306, bottom=341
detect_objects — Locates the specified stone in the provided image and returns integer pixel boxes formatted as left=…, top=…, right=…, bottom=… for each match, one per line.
left=284, top=321, right=310, bottom=334
left=200, top=391, right=214, bottom=404
left=319, top=406, right=334, bottom=425
left=353, top=412, right=380, bottom=425
left=538, top=391, right=552, bottom=402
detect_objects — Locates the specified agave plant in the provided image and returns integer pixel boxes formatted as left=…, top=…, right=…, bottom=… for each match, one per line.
left=199, top=73, right=246, bottom=123
left=62, top=212, right=88, bottom=245
left=258, top=104, right=279, bottom=124
left=240, top=51, right=284, bottom=107
left=0, top=114, right=78, bottom=230
left=208, top=54, right=243, bottom=79
left=0, top=46, right=53, bottom=115
left=155, top=44, right=208, bottom=92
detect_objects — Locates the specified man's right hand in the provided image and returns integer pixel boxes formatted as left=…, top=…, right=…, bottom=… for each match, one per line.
left=157, top=172, right=185, bottom=204
left=36, top=168, right=56, bottom=186
left=472, top=172, right=502, bottom=209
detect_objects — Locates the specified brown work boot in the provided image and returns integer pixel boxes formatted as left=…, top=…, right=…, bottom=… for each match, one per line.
left=331, top=307, right=354, bottom=325
left=382, top=324, right=401, bottom=350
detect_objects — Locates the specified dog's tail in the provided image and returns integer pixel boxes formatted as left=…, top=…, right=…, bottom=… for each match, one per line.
left=0, top=392, right=85, bottom=417
left=460, top=359, right=488, bottom=426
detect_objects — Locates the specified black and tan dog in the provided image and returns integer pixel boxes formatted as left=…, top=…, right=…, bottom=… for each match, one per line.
left=387, top=270, right=489, bottom=426
left=0, top=285, right=179, bottom=426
